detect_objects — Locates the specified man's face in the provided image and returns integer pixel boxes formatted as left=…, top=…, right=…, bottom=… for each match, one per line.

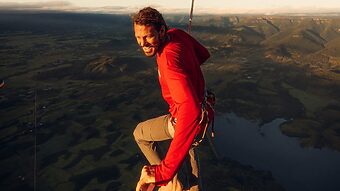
left=134, top=23, right=164, bottom=57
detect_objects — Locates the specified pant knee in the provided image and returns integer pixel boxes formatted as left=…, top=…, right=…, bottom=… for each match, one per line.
left=133, top=122, right=143, bottom=142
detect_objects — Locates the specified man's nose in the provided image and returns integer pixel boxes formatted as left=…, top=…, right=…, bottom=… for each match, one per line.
left=140, top=38, right=148, bottom=47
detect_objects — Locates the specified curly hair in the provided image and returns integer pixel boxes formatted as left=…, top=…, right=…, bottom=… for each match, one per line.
left=132, top=7, right=168, bottom=32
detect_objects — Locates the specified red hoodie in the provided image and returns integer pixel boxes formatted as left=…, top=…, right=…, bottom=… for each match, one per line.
left=154, top=28, right=210, bottom=185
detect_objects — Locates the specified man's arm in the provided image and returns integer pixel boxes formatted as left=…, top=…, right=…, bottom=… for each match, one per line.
left=154, top=50, right=202, bottom=185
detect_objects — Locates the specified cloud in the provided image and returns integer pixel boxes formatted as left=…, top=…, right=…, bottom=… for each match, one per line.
left=0, top=1, right=73, bottom=10
left=0, top=1, right=339, bottom=15
left=0, top=1, right=135, bottom=14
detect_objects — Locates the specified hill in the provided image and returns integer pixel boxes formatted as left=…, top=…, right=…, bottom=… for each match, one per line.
left=0, top=11, right=339, bottom=191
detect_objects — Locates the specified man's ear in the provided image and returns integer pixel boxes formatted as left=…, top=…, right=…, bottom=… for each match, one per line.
left=159, top=25, right=166, bottom=39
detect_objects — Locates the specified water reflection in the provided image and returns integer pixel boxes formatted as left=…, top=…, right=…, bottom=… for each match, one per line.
left=214, top=113, right=340, bottom=191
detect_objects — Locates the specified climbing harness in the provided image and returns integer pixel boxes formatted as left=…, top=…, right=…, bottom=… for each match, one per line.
left=168, top=90, right=215, bottom=147
left=192, top=90, right=215, bottom=147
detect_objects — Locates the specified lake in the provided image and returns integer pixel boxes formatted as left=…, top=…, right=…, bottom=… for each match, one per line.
left=214, top=113, right=340, bottom=191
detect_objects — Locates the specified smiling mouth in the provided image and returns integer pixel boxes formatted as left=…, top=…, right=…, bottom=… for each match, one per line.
left=143, top=47, right=153, bottom=53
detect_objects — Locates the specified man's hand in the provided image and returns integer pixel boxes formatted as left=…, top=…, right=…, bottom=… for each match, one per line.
left=136, top=166, right=156, bottom=191
left=158, top=174, right=183, bottom=191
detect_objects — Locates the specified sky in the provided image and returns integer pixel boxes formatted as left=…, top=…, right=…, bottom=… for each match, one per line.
left=1, top=0, right=340, bottom=14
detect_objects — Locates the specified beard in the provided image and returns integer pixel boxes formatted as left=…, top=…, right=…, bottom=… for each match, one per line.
left=142, top=46, right=157, bottom=57
left=141, top=34, right=165, bottom=57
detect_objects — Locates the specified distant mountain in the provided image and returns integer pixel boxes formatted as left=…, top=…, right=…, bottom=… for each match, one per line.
left=193, top=15, right=340, bottom=71
left=320, top=37, right=340, bottom=57
left=84, top=56, right=151, bottom=79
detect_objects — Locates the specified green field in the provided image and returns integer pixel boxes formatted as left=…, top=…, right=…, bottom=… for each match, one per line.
left=1, top=11, right=340, bottom=191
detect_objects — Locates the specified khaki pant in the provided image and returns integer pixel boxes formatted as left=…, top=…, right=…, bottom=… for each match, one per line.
left=133, top=114, right=199, bottom=191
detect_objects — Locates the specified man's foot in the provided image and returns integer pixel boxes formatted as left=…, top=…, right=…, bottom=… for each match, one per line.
left=189, top=185, right=199, bottom=191
left=158, top=176, right=183, bottom=191
left=182, top=185, right=199, bottom=191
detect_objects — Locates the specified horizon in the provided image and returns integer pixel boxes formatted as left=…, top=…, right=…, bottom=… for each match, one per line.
left=1, top=0, right=340, bottom=15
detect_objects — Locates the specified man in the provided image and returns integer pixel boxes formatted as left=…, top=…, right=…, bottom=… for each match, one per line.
left=132, top=7, right=211, bottom=191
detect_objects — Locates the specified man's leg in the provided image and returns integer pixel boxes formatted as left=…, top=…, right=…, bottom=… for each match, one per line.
left=133, top=114, right=172, bottom=165
left=188, top=148, right=199, bottom=191
left=134, top=115, right=183, bottom=190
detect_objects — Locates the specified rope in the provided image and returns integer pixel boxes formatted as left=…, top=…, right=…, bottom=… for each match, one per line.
left=188, top=0, right=195, bottom=34
left=0, top=80, right=4, bottom=88
left=34, top=88, right=37, bottom=191
left=187, top=2, right=207, bottom=190
left=192, top=109, right=209, bottom=147
left=195, top=147, right=204, bottom=190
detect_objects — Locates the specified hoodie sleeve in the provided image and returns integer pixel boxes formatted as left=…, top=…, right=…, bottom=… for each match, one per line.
left=154, top=47, right=201, bottom=186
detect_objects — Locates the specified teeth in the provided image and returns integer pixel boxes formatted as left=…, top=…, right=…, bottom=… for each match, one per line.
left=143, top=47, right=152, bottom=52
